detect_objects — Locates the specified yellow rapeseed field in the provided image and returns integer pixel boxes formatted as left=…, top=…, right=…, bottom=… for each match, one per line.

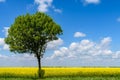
left=0, top=67, right=120, bottom=78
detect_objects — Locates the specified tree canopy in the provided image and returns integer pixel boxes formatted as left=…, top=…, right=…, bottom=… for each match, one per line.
left=5, top=12, right=63, bottom=78
left=5, top=12, right=62, bottom=55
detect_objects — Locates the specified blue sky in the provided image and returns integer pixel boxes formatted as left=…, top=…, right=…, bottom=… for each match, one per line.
left=1, top=0, right=120, bottom=66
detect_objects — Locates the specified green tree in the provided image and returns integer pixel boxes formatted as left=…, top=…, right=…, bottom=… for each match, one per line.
left=5, top=12, right=63, bottom=78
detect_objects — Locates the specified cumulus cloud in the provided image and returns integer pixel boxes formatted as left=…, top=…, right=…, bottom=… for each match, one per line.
left=112, top=51, right=120, bottom=59
left=44, top=36, right=120, bottom=66
left=101, top=37, right=111, bottom=45
left=0, top=0, right=5, bottom=3
left=34, top=0, right=53, bottom=12
left=3, top=44, right=9, bottom=50
left=0, top=27, right=10, bottom=50
left=0, top=35, right=120, bottom=66
left=0, top=38, right=5, bottom=46
left=47, top=47, right=69, bottom=60
left=74, top=32, right=86, bottom=38
left=34, top=0, right=62, bottom=13
left=47, top=38, right=63, bottom=50
left=82, top=0, right=100, bottom=5
left=0, top=38, right=9, bottom=50
left=47, top=37, right=114, bottom=61
left=100, top=37, right=111, bottom=49
left=2, top=27, right=9, bottom=37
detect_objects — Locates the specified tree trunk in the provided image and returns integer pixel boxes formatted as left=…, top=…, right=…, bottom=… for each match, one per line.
left=37, top=56, right=41, bottom=78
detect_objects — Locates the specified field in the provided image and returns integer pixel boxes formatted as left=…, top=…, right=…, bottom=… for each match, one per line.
left=0, top=67, right=120, bottom=80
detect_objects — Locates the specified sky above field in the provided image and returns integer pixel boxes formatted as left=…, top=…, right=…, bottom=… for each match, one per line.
left=0, top=0, right=120, bottom=67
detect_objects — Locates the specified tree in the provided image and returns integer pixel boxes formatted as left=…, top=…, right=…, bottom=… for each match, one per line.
left=5, top=12, right=63, bottom=78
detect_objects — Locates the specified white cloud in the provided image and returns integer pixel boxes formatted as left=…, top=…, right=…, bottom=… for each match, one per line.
left=54, top=8, right=62, bottom=13
left=34, top=0, right=53, bottom=12
left=103, top=50, right=112, bottom=55
left=47, top=37, right=114, bottom=61
left=82, top=0, right=100, bottom=5
left=69, top=42, right=79, bottom=50
left=99, top=37, right=111, bottom=50
left=0, top=35, right=120, bottom=66
left=0, top=0, right=5, bottom=2
left=45, top=36, right=120, bottom=66
left=3, top=44, right=9, bottom=50
left=52, top=6, right=62, bottom=13
left=34, top=0, right=62, bottom=13
left=0, top=38, right=9, bottom=50
left=0, top=27, right=10, bottom=50
left=0, top=38, right=5, bottom=46
left=101, top=37, right=111, bottom=44
left=74, top=32, right=86, bottom=38
left=48, top=47, right=69, bottom=60
left=112, top=51, right=120, bottom=59
left=47, top=38, right=63, bottom=50
left=2, top=27, right=9, bottom=37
